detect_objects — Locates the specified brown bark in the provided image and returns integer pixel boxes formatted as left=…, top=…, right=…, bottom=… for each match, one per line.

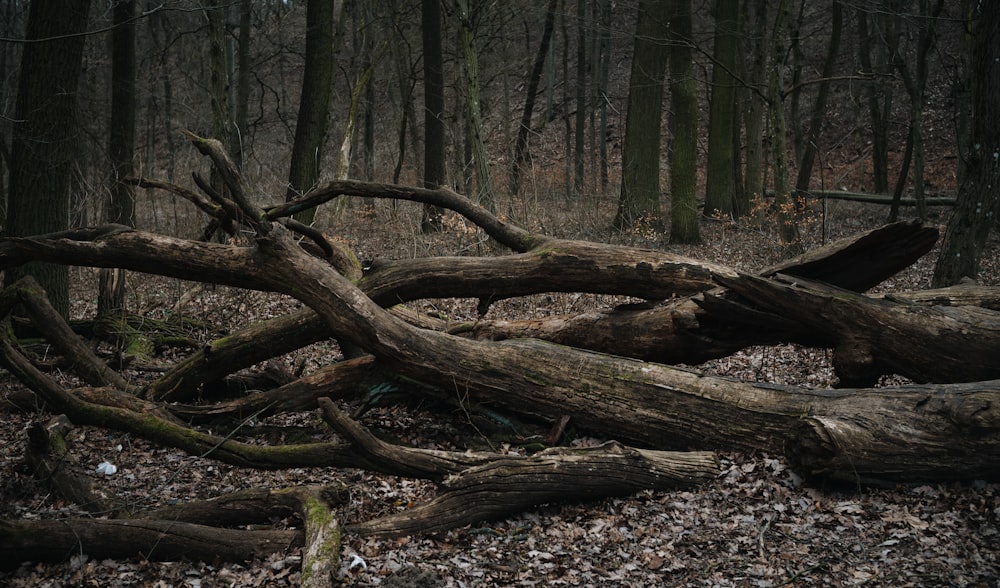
left=460, top=221, right=941, bottom=370
left=4, top=276, right=130, bottom=390
left=0, top=336, right=372, bottom=472
left=716, top=273, right=1000, bottom=386
left=320, top=398, right=717, bottom=537
left=0, top=519, right=300, bottom=570
left=1, top=137, right=997, bottom=497
left=349, top=442, right=717, bottom=537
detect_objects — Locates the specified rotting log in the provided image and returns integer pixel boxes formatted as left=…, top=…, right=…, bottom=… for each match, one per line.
left=713, top=273, right=1000, bottom=386
left=24, top=415, right=119, bottom=515
left=317, top=398, right=718, bottom=537
left=349, top=443, right=718, bottom=537
left=0, top=220, right=948, bottom=404
left=2, top=141, right=998, bottom=490
left=0, top=518, right=300, bottom=570
left=245, top=215, right=1000, bottom=484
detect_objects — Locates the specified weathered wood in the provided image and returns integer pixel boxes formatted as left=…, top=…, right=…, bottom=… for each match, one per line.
left=0, top=336, right=373, bottom=472
left=2, top=146, right=996, bottom=496
left=24, top=416, right=118, bottom=515
left=888, top=281, right=1000, bottom=310
left=458, top=221, right=940, bottom=368
left=135, top=484, right=347, bottom=525
left=145, top=309, right=330, bottom=402
left=349, top=442, right=719, bottom=537
left=166, top=356, right=381, bottom=425
left=0, top=518, right=300, bottom=569
left=715, top=273, right=1000, bottom=386
left=318, top=399, right=717, bottom=537
left=758, top=220, right=939, bottom=292
left=3, top=276, right=130, bottom=390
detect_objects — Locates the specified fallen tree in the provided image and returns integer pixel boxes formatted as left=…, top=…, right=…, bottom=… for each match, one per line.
left=1, top=135, right=998, bottom=574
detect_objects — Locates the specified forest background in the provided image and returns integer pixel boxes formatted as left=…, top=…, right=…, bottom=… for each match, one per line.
left=0, top=0, right=980, bottom=267
left=1, top=1, right=998, bottom=586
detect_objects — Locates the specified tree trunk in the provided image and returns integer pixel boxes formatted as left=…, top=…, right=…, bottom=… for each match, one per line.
left=573, top=0, right=587, bottom=195
left=0, top=519, right=301, bottom=570
left=742, top=0, right=769, bottom=215
left=767, top=0, right=800, bottom=247
left=792, top=1, right=842, bottom=198
left=614, top=0, right=669, bottom=230
left=455, top=0, right=497, bottom=213
left=4, top=0, right=92, bottom=318
left=703, top=0, right=740, bottom=218
left=667, top=0, right=699, bottom=243
left=99, top=0, right=137, bottom=318
left=933, top=1, right=1000, bottom=286
left=510, top=0, right=558, bottom=195
left=285, top=0, right=343, bottom=226
left=857, top=5, right=893, bottom=195
left=596, top=0, right=612, bottom=192
left=421, top=0, right=447, bottom=231
left=5, top=128, right=1000, bottom=514
left=886, top=0, right=944, bottom=222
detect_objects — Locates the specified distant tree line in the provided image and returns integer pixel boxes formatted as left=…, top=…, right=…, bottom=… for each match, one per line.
left=0, top=0, right=994, bottom=314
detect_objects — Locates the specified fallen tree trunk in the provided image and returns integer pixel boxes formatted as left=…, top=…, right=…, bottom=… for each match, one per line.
left=3, top=139, right=998, bottom=491
left=0, top=220, right=953, bottom=399
left=713, top=273, right=1000, bottom=386
left=0, top=518, right=300, bottom=570
left=318, top=398, right=718, bottom=536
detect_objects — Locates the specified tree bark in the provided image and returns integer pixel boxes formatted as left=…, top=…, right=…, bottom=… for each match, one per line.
left=667, top=0, right=699, bottom=244
left=792, top=1, right=842, bottom=198
left=2, top=138, right=998, bottom=498
left=5, top=0, right=92, bottom=317
left=614, top=0, right=670, bottom=230
left=0, top=519, right=300, bottom=570
left=933, top=1, right=1000, bottom=286
left=98, top=0, right=137, bottom=317
left=324, top=397, right=717, bottom=537
left=286, top=0, right=343, bottom=226
left=704, top=0, right=740, bottom=218
left=510, top=0, right=557, bottom=195
left=421, top=0, right=447, bottom=231
left=455, top=0, right=497, bottom=213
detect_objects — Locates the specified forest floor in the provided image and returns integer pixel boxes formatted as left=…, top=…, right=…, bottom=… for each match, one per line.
left=1, top=195, right=998, bottom=587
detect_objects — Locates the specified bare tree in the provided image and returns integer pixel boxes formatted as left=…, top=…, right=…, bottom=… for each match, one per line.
left=285, top=0, right=344, bottom=226
left=614, top=0, right=670, bottom=230
left=5, top=0, right=92, bottom=317
left=933, top=2, right=1000, bottom=286
left=668, top=0, right=699, bottom=243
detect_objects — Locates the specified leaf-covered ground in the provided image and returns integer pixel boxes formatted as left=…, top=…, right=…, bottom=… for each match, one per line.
left=1, top=198, right=998, bottom=586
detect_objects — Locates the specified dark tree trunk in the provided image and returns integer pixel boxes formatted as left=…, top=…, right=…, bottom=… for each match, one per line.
left=510, top=0, right=557, bottom=195
left=704, top=0, right=740, bottom=218
left=5, top=0, right=92, bottom=317
left=98, top=0, right=137, bottom=317
left=285, top=0, right=339, bottom=226
left=421, top=0, right=447, bottom=231
left=933, top=2, right=1000, bottom=286
left=614, top=0, right=669, bottom=230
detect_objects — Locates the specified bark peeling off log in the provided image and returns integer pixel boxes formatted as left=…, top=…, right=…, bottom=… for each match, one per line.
left=760, top=220, right=938, bottom=292
left=348, top=442, right=719, bottom=537
left=789, top=382, right=1000, bottom=484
